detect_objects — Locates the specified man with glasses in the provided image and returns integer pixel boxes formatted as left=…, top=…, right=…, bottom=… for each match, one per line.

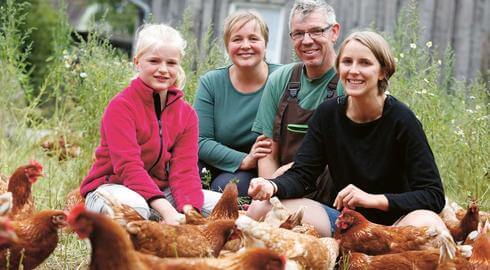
left=247, top=0, right=342, bottom=236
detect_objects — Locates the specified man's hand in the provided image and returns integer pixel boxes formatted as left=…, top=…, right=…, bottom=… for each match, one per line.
left=248, top=177, right=275, bottom=201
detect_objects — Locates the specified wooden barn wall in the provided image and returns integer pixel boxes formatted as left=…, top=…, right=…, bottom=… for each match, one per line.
left=150, top=0, right=489, bottom=81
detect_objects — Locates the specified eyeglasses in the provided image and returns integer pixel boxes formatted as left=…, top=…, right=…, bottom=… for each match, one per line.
left=289, top=25, right=333, bottom=41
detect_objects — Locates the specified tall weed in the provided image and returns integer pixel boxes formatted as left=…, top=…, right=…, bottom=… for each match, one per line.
left=389, top=0, right=489, bottom=208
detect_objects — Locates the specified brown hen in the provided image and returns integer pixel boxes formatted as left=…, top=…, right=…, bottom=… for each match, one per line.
left=126, top=218, right=235, bottom=258
left=182, top=181, right=239, bottom=225
left=469, top=221, right=490, bottom=269
left=441, top=199, right=480, bottom=242
left=0, top=216, right=18, bottom=246
left=4, top=161, right=43, bottom=219
left=279, top=206, right=321, bottom=238
left=208, top=181, right=239, bottom=221
left=63, top=187, right=85, bottom=213
left=68, top=204, right=161, bottom=270
left=139, top=247, right=288, bottom=270
left=341, top=248, right=472, bottom=270
left=335, top=208, right=454, bottom=255
left=40, top=135, right=81, bottom=160
left=95, top=189, right=145, bottom=224
left=0, top=209, right=67, bottom=270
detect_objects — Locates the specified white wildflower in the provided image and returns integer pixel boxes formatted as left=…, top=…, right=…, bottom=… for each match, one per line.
left=394, top=57, right=399, bottom=63
left=468, top=96, right=476, bottom=99
left=410, top=43, right=417, bottom=49
left=466, top=109, right=475, bottom=114
left=438, top=60, right=442, bottom=65
left=400, top=53, right=405, bottom=58
left=476, top=105, right=481, bottom=110
left=454, top=127, right=465, bottom=137
left=80, top=72, right=88, bottom=78
left=425, top=41, right=432, bottom=48
left=201, top=167, right=208, bottom=174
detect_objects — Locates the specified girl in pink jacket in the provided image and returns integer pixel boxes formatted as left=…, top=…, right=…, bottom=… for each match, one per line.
left=80, top=24, right=221, bottom=224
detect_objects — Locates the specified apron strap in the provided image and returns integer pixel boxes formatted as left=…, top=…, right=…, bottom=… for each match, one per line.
left=272, top=63, right=303, bottom=141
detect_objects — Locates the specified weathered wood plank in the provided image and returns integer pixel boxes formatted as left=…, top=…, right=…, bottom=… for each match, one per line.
left=432, top=0, right=456, bottom=53
left=453, top=0, right=474, bottom=80
left=418, top=0, right=436, bottom=42
left=382, top=0, right=398, bottom=33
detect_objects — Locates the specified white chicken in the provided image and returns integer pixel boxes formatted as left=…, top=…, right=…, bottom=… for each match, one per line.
left=235, top=215, right=339, bottom=270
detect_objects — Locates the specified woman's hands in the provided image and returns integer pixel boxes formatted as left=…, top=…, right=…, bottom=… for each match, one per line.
left=248, top=177, right=276, bottom=201
left=149, top=198, right=184, bottom=225
left=240, top=135, right=272, bottom=170
left=333, top=184, right=389, bottom=211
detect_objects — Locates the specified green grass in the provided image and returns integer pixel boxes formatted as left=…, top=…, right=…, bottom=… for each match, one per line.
left=0, top=0, right=488, bottom=268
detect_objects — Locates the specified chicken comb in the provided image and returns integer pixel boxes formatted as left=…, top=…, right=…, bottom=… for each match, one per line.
left=338, top=207, right=349, bottom=216
left=28, top=160, right=43, bottom=170
left=67, top=203, right=86, bottom=226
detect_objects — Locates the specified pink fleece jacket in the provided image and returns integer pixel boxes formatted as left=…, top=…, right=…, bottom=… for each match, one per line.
left=80, top=77, right=204, bottom=212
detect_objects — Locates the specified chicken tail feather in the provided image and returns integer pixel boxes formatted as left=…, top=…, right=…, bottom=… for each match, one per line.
left=438, top=230, right=457, bottom=262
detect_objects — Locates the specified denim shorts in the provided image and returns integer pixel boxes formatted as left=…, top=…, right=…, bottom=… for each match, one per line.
left=320, top=204, right=340, bottom=236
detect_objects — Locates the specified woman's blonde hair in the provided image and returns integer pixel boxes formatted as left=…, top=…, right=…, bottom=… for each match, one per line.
left=223, top=10, right=269, bottom=49
left=133, top=23, right=187, bottom=89
left=335, top=31, right=396, bottom=93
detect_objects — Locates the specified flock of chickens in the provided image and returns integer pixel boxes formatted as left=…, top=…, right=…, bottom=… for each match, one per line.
left=0, top=161, right=488, bottom=270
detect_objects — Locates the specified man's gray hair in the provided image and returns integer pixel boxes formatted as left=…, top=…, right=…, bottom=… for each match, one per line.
left=289, top=0, right=337, bottom=30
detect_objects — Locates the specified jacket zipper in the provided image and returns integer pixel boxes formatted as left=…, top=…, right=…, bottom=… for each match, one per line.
left=148, top=92, right=164, bottom=175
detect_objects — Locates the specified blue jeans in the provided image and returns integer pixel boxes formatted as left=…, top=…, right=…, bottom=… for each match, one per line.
left=199, top=161, right=256, bottom=197
left=320, top=204, right=340, bottom=235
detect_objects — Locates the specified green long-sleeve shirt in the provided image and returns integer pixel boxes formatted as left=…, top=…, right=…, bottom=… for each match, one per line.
left=194, top=63, right=281, bottom=172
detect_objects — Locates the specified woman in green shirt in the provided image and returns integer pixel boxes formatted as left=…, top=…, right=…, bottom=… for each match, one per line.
left=194, top=10, right=280, bottom=196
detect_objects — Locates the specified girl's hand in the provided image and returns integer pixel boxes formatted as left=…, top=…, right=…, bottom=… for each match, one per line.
left=161, top=212, right=185, bottom=225
left=248, top=177, right=275, bottom=201
left=150, top=198, right=182, bottom=225
left=240, top=135, right=272, bottom=170
left=333, top=184, right=388, bottom=211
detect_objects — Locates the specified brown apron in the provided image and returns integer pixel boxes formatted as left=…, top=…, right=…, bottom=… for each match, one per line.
left=272, top=63, right=339, bottom=205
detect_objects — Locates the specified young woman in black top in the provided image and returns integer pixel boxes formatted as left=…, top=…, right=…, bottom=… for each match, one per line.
left=246, top=31, right=447, bottom=235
